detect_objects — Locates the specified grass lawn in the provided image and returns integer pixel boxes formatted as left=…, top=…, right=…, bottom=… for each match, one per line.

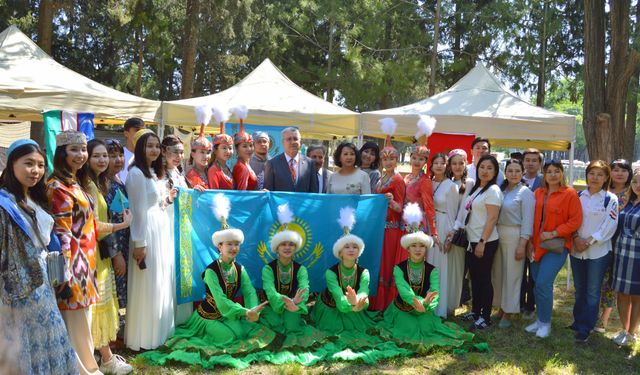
left=125, top=267, right=639, bottom=374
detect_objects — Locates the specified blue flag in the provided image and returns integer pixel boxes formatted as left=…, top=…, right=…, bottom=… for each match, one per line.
left=174, top=190, right=387, bottom=304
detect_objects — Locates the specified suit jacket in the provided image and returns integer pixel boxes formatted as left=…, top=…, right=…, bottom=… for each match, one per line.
left=264, top=153, right=319, bottom=193
left=318, top=168, right=332, bottom=193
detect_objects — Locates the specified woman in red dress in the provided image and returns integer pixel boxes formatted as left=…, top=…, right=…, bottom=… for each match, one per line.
left=370, top=118, right=406, bottom=311
left=404, top=144, right=437, bottom=242
left=207, top=133, right=234, bottom=190
left=231, top=107, right=257, bottom=190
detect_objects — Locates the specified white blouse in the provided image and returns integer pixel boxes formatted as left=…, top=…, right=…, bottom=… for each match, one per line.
left=573, top=189, right=619, bottom=260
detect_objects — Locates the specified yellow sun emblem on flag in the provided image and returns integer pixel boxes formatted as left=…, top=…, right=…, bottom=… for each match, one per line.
left=257, top=217, right=324, bottom=268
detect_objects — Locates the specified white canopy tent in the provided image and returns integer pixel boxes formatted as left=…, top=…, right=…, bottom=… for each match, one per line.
left=159, top=58, right=358, bottom=139
left=0, top=26, right=161, bottom=124
left=361, top=63, right=576, bottom=152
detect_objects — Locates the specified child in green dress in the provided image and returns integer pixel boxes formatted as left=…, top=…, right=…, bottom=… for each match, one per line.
left=141, top=193, right=275, bottom=369
left=380, top=203, right=474, bottom=351
left=260, top=203, right=327, bottom=349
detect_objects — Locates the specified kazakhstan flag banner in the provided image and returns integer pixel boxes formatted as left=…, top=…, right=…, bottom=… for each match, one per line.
left=174, top=189, right=387, bottom=304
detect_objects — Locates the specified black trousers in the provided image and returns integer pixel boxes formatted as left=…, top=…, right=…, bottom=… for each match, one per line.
left=466, top=240, right=499, bottom=321
left=520, top=257, right=536, bottom=312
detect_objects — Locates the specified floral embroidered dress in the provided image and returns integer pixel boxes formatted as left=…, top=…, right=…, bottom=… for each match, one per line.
left=232, top=160, right=258, bottom=190
left=47, top=176, right=99, bottom=310
left=370, top=173, right=405, bottom=310
left=380, top=260, right=473, bottom=351
left=141, top=259, right=276, bottom=369
left=0, top=190, right=78, bottom=375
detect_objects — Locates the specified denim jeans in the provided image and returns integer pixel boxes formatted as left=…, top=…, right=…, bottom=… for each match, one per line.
left=571, top=252, right=612, bottom=336
left=531, top=249, right=568, bottom=323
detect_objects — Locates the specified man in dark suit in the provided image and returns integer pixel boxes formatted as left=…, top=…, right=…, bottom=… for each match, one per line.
left=264, top=127, right=318, bottom=192
left=307, top=144, right=332, bottom=193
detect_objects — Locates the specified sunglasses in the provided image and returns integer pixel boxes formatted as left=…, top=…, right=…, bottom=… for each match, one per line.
left=544, top=159, right=562, bottom=167
left=611, top=159, right=629, bottom=165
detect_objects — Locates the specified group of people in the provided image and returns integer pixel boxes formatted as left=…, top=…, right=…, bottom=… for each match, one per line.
left=1, top=114, right=639, bottom=374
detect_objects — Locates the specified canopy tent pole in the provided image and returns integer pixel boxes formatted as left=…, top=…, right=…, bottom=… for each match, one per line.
left=357, top=115, right=363, bottom=147
left=565, top=141, right=575, bottom=290
left=158, top=102, right=165, bottom=139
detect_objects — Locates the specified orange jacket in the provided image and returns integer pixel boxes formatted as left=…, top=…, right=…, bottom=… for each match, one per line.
left=532, top=186, right=583, bottom=262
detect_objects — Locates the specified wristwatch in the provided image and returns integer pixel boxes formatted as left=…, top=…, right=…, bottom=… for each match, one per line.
left=588, top=238, right=597, bottom=246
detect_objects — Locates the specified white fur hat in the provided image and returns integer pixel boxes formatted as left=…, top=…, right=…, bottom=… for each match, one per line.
left=332, top=207, right=365, bottom=259
left=333, top=233, right=365, bottom=259
left=270, top=203, right=303, bottom=252
left=400, top=202, right=433, bottom=250
left=270, top=230, right=302, bottom=252
left=210, top=193, right=244, bottom=248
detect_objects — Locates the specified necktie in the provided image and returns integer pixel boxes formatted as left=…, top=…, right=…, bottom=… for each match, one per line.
left=289, top=158, right=297, bottom=183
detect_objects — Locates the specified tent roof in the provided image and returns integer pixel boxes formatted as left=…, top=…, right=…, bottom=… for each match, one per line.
left=0, top=25, right=160, bottom=123
left=161, top=58, right=358, bottom=138
left=362, top=63, right=576, bottom=150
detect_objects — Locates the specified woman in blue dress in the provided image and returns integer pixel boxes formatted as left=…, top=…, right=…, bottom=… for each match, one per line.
left=0, top=140, right=77, bottom=375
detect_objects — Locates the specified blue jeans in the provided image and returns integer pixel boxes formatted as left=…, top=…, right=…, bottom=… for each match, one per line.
left=531, top=249, right=568, bottom=323
left=571, top=252, right=611, bottom=336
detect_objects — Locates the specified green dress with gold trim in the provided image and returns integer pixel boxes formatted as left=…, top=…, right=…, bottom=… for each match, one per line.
left=380, top=260, right=474, bottom=350
left=140, top=259, right=276, bottom=369
left=310, top=263, right=411, bottom=363
left=260, top=260, right=328, bottom=348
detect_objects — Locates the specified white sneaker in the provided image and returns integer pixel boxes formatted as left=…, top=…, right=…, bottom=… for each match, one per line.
left=525, top=320, right=541, bottom=333
left=100, top=354, right=133, bottom=375
left=536, top=322, right=551, bottom=338
left=613, top=331, right=628, bottom=345
left=617, top=332, right=637, bottom=347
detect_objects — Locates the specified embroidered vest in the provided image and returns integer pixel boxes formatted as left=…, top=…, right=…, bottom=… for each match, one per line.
left=196, top=261, right=242, bottom=320
left=258, top=260, right=301, bottom=303
left=320, top=263, right=365, bottom=308
left=393, top=260, right=434, bottom=312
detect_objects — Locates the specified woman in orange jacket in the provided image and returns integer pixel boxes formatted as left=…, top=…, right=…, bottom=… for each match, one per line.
left=524, top=160, right=582, bottom=338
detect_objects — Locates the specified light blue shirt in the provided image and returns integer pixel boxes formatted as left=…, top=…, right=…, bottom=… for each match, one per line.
left=498, top=183, right=535, bottom=240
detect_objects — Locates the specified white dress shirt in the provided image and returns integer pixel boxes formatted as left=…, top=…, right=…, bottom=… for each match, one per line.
left=573, top=189, right=619, bottom=260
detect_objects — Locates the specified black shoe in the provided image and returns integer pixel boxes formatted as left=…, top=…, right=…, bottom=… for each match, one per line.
left=462, top=312, right=477, bottom=321
left=574, top=331, right=589, bottom=343
left=470, top=317, right=491, bottom=331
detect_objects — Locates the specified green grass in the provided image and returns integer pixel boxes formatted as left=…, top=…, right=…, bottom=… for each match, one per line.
left=124, top=268, right=639, bottom=374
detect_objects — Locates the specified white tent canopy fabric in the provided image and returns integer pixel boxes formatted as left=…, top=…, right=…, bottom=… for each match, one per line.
left=361, top=63, right=576, bottom=149
left=0, top=26, right=161, bottom=123
left=160, top=58, right=358, bottom=138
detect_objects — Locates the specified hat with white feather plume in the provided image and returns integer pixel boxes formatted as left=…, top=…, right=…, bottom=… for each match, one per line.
left=379, top=117, right=398, bottom=159
left=410, top=115, right=436, bottom=159
left=333, top=206, right=365, bottom=259
left=231, top=104, right=253, bottom=145
left=400, top=203, right=433, bottom=250
left=211, top=104, right=233, bottom=147
left=192, top=105, right=213, bottom=151
left=270, top=203, right=303, bottom=252
left=211, top=193, right=244, bottom=247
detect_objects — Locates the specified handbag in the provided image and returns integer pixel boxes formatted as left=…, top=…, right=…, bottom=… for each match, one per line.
left=538, top=193, right=565, bottom=254
left=451, top=188, right=482, bottom=249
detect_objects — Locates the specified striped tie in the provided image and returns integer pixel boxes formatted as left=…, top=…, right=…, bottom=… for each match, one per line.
left=289, top=158, right=297, bottom=183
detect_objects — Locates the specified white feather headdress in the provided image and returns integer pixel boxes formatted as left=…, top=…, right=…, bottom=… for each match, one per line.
left=400, top=203, right=433, bottom=250
left=333, top=206, right=364, bottom=259
left=415, top=115, right=436, bottom=139
left=270, top=203, right=302, bottom=252
left=195, top=105, right=212, bottom=126
left=211, top=193, right=244, bottom=246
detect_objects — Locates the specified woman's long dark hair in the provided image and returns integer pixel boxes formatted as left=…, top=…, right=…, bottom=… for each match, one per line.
left=468, top=154, right=499, bottom=196
left=77, top=139, right=110, bottom=196
left=130, top=132, right=165, bottom=179
left=51, top=145, right=74, bottom=183
left=500, top=158, right=525, bottom=191
left=429, top=153, right=448, bottom=180
left=162, top=134, right=184, bottom=173
left=0, top=143, right=49, bottom=209
left=359, top=141, right=380, bottom=170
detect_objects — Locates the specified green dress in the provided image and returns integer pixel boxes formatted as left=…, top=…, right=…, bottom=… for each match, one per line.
left=380, top=260, right=474, bottom=351
left=310, top=263, right=411, bottom=363
left=260, top=260, right=328, bottom=349
left=141, top=259, right=276, bottom=369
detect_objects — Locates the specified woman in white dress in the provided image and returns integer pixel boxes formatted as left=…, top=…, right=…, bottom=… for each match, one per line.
left=125, top=130, right=177, bottom=350
left=429, top=153, right=462, bottom=317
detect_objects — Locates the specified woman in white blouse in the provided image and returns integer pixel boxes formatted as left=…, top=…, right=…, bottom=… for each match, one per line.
left=452, top=154, right=502, bottom=330
left=327, top=142, right=371, bottom=195
left=430, top=153, right=463, bottom=317
left=570, top=160, right=618, bottom=343
left=492, top=159, right=535, bottom=328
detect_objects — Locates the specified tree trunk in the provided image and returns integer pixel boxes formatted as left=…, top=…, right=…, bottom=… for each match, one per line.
left=535, top=0, right=548, bottom=107
left=428, top=0, right=441, bottom=96
left=326, top=17, right=335, bottom=103
left=582, top=0, right=606, bottom=160
left=180, top=0, right=200, bottom=99
left=624, top=72, right=638, bottom=161
left=136, top=26, right=143, bottom=96
left=37, top=0, right=55, bottom=54
left=605, top=0, right=640, bottom=161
